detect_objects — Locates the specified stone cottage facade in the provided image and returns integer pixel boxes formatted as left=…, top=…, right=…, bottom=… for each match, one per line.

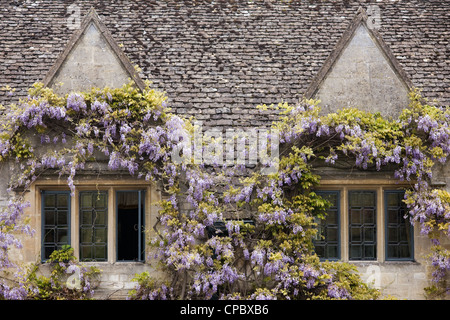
left=0, top=0, right=449, bottom=299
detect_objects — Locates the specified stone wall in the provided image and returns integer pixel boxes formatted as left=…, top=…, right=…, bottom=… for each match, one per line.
left=356, top=231, right=450, bottom=300
left=356, top=261, right=429, bottom=300
left=315, top=23, right=409, bottom=118
left=35, top=262, right=165, bottom=300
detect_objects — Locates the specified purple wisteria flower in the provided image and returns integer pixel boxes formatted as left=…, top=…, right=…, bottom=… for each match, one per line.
left=67, top=93, right=87, bottom=112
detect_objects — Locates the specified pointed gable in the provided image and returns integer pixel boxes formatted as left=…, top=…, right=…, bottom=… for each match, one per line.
left=42, top=8, right=145, bottom=95
left=306, top=7, right=413, bottom=118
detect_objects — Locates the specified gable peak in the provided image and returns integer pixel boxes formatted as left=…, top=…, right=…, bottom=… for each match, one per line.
left=305, top=6, right=412, bottom=100
left=42, top=7, right=145, bottom=94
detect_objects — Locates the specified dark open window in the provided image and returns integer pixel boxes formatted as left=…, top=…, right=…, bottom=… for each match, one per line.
left=314, top=191, right=340, bottom=260
left=385, top=190, right=413, bottom=260
left=41, top=191, right=71, bottom=261
left=349, top=191, right=377, bottom=260
left=79, top=191, right=108, bottom=261
left=116, top=190, right=145, bottom=262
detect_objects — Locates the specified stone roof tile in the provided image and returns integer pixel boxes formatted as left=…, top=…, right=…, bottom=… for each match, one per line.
left=0, top=0, right=448, bottom=127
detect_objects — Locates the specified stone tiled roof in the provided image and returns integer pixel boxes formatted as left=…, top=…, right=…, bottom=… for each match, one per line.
left=0, top=0, right=448, bottom=127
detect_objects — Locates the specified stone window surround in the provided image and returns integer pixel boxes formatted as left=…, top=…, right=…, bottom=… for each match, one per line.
left=28, top=179, right=416, bottom=264
left=316, top=179, right=416, bottom=263
left=28, top=179, right=160, bottom=264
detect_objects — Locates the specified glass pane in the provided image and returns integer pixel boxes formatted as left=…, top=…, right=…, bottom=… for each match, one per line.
left=350, top=191, right=375, bottom=207
left=94, top=193, right=107, bottom=208
left=387, top=245, right=396, bottom=258
left=351, top=227, right=361, bottom=242
left=363, top=209, right=375, bottom=224
left=81, top=228, right=93, bottom=243
left=328, top=194, right=338, bottom=205
left=94, top=211, right=107, bottom=226
left=350, top=209, right=361, bottom=224
left=80, top=246, right=92, bottom=260
left=57, top=194, right=68, bottom=208
left=364, top=227, right=375, bottom=242
left=81, top=210, right=92, bottom=225
left=361, top=193, right=375, bottom=206
left=94, top=245, right=107, bottom=260
left=350, top=193, right=359, bottom=206
left=399, top=245, right=411, bottom=258
left=327, top=228, right=338, bottom=242
left=387, top=192, right=399, bottom=206
left=44, top=194, right=56, bottom=207
left=42, top=191, right=71, bottom=260
left=326, top=212, right=337, bottom=224
left=364, top=245, right=375, bottom=258
left=350, top=245, right=362, bottom=259
left=57, top=210, right=68, bottom=226
left=94, top=228, right=106, bottom=243
left=349, top=191, right=377, bottom=260
left=400, top=227, right=409, bottom=242
left=399, top=207, right=406, bottom=220
left=44, top=210, right=55, bottom=225
left=388, top=227, right=398, bottom=242
left=315, top=223, right=324, bottom=240
left=57, top=228, right=68, bottom=243
left=44, top=228, right=55, bottom=243
left=81, top=193, right=93, bottom=208
left=117, top=191, right=139, bottom=208
left=388, top=209, right=398, bottom=224
left=328, top=245, right=338, bottom=258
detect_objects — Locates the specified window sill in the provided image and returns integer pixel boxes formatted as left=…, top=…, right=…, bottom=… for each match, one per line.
left=81, top=261, right=147, bottom=265
left=349, top=260, right=419, bottom=266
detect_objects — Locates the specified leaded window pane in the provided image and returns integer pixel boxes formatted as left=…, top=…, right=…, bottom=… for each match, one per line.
left=42, top=191, right=70, bottom=261
left=95, top=245, right=107, bottom=260
left=44, top=228, right=55, bottom=243
left=79, top=191, right=108, bottom=261
left=349, top=191, right=376, bottom=260
left=314, top=191, right=340, bottom=260
left=57, top=210, right=68, bottom=226
left=385, top=191, right=413, bottom=260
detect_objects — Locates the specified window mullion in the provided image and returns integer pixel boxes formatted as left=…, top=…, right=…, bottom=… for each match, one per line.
left=378, top=187, right=384, bottom=262
left=108, top=187, right=114, bottom=264
left=342, top=187, right=348, bottom=262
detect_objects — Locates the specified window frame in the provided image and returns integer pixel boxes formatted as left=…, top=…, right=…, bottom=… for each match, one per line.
left=115, top=189, right=146, bottom=262
left=41, top=190, right=71, bottom=262
left=384, top=190, right=414, bottom=261
left=314, top=182, right=414, bottom=263
left=348, top=190, right=377, bottom=261
left=314, top=190, right=341, bottom=261
left=36, top=182, right=155, bottom=264
left=79, top=190, right=109, bottom=262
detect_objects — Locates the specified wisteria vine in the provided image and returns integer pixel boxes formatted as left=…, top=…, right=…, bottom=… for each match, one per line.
left=0, top=82, right=448, bottom=300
